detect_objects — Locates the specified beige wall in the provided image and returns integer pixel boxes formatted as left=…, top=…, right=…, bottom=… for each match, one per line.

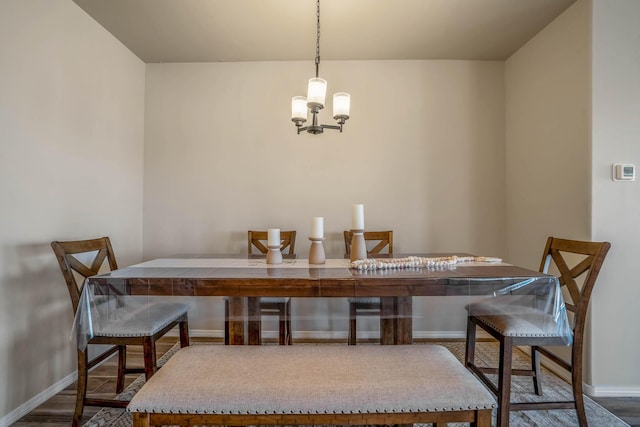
left=0, top=0, right=145, bottom=422
left=505, top=0, right=591, bottom=266
left=504, top=0, right=591, bottom=384
left=143, top=60, right=506, bottom=336
left=506, top=0, right=640, bottom=395
left=3, top=0, right=639, bottom=419
left=590, top=0, right=640, bottom=393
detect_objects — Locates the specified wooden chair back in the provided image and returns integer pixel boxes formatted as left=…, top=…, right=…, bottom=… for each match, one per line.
left=344, top=230, right=393, bottom=255
left=538, top=237, right=610, bottom=335
left=51, top=237, right=118, bottom=314
left=248, top=230, right=297, bottom=255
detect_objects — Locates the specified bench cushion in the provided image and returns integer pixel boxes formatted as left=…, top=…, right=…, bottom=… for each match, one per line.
left=127, top=344, right=495, bottom=415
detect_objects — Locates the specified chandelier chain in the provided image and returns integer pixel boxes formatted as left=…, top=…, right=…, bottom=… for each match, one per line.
left=315, top=0, right=320, bottom=77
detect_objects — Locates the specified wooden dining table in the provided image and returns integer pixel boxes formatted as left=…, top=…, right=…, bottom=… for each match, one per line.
left=79, top=254, right=571, bottom=347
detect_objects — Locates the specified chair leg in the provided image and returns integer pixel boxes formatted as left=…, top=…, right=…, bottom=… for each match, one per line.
left=142, top=338, right=157, bottom=379
left=116, top=345, right=126, bottom=393
left=572, top=359, right=588, bottom=427
left=278, top=304, right=286, bottom=345
left=73, top=349, right=89, bottom=427
left=348, top=302, right=357, bottom=345
left=224, top=299, right=229, bottom=345
left=179, top=318, right=190, bottom=347
left=496, top=336, right=514, bottom=427
left=286, top=299, right=293, bottom=345
left=531, top=346, right=543, bottom=395
left=574, top=381, right=588, bottom=427
left=465, top=317, right=477, bottom=368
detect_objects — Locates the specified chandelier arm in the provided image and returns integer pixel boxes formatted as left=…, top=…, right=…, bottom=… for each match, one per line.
left=320, top=124, right=342, bottom=131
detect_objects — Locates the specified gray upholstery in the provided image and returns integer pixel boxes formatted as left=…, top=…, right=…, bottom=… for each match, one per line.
left=467, top=302, right=566, bottom=339
left=96, top=302, right=189, bottom=337
left=128, top=344, right=496, bottom=415
left=259, top=297, right=290, bottom=304
left=223, top=297, right=289, bottom=304
left=347, top=297, right=380, bottom=304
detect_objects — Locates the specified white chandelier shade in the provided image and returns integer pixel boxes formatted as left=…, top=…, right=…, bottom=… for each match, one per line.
left=291, top=96, right=307, bottom=121
left=290, top=0, right=350, bottom=135
left=333, top=92, right=350, bottom=119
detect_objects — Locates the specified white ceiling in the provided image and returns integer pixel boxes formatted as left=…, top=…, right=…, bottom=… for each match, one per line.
left=72, top=0, right=577, bottom=63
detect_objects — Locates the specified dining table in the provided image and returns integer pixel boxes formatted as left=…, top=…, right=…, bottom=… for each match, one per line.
left=74, top=254, right=573, bottom=348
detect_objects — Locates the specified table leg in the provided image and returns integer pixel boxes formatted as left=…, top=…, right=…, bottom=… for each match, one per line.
left=228, top=297, right=246, bottom=345
left=380, top=297, right=396, bottom=345
left=248, top=297, right=261, bottom=345
left=396, top=296, right=413, bottom=345
left=380, top=297, right=413, bottom=345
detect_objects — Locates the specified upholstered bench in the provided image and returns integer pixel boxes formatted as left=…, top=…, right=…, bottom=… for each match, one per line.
left=128, top=344, right=496, bottom=427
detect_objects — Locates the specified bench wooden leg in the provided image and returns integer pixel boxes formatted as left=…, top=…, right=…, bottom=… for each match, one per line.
left=475, top=408, right=493, bottom=427
left=133, top=412, right=150, bottom=427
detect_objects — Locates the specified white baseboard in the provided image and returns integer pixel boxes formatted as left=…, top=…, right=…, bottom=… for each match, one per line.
left=584, top=385, right=640, bottom=397
left=0, top=371, right=77, bottom=427
left=0, top=347, right=123, bottom=427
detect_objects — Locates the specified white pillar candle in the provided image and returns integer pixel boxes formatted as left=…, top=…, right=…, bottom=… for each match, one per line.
left=352, top=204, right=365, bottom=230
left=311, top=217, right=324, bottom=239
left=267, top=228, right=280, bottom=247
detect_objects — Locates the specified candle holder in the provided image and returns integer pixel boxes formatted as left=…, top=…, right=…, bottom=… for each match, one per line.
left=350, top=229, right=367, bottom=262
left=308, top=237, right=326, bottom=264
left=266, top=245, right=283, bottom=264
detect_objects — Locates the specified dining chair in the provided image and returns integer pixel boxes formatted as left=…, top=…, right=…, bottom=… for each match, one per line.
left=343, top=230, right=393, bottom=345
left=223, top=230, right=296, bottom=345
left=51, top=237, right=190, bottom=427
left=465, top=237, right=610, bottom=427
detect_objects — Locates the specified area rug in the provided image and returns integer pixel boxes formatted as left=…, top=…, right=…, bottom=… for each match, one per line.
left=83, top=341, right=629, bottom=427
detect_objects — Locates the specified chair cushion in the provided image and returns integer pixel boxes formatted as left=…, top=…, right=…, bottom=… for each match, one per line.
left=348, top=297, right=380, bottom=304
left=259, top=297, right=290, bottom=304
left=223, top=297, right=289, bottom=304
left=468, top=302, right=567, bottom=339
left=95, top=302, right=189, bottom=338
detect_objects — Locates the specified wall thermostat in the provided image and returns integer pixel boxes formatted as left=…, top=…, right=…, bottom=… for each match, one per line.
left=612, top=163, right=635, bottom=181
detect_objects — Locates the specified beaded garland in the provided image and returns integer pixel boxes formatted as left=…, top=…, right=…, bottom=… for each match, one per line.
left=349, top=255, right=502, bottom=271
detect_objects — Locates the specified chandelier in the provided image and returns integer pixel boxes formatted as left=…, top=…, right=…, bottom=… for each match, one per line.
left=291, top=0, right=350, bottom=135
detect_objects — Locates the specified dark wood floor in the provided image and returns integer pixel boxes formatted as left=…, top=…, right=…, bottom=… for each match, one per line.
left=10, top=337, right=640, bottom=427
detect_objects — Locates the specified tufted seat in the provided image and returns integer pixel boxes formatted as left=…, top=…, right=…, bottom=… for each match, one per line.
left=128, top=344, right=495, bottom=427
